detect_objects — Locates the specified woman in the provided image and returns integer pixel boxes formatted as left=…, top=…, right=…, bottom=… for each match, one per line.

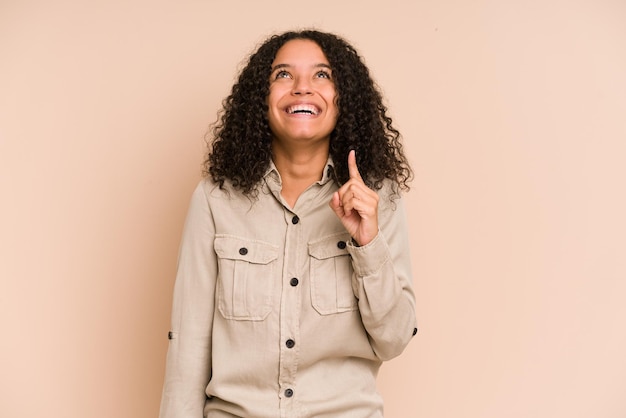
left=160, top=30, right=417, bottom=418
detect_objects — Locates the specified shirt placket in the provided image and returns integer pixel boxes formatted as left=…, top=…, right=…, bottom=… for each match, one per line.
left=278, top=206, right=302, bottom=417
left=264, top=166, right=334, bottom=417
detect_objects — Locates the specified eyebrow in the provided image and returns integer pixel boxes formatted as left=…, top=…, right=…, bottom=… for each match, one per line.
left=270, top=63, right=332, bottom=72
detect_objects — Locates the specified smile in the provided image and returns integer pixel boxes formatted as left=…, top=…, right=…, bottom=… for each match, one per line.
left=286, top=104, right=320, bottom=116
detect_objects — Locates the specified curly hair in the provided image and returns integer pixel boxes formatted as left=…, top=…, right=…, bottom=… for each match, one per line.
left=205, top=30, right=412, bottom=198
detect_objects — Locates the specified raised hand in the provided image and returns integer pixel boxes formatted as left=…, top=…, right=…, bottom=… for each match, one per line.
left=329, top=150, right=379, bottom=246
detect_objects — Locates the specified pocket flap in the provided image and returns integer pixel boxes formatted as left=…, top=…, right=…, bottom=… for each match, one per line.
left=308, top=232, right=352, bottom=260
left=214, top=235, right=279, bottom=264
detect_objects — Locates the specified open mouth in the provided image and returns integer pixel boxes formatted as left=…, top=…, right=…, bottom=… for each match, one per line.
left=286, top=104, right=320, bottom=116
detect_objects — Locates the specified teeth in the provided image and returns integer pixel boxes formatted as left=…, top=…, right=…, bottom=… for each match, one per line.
left=287, top=104, right=319, bottom=115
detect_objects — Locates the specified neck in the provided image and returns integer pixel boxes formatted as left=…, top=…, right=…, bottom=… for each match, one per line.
left=272, top=140, right=329, bottom=180
left=272, top=140, right=329, bottom=207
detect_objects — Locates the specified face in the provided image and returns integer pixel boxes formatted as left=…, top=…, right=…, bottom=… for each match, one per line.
left=267, top=39, right=338, bottom=150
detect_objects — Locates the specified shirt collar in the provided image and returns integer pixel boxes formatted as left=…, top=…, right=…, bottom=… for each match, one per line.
left=264, top=156, right=337, bottom=186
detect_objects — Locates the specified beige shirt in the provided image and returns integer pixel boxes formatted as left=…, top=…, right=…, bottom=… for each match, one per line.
left=159, top=160, right=417, bottom=418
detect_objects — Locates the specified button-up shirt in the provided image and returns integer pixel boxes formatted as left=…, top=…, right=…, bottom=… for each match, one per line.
left=159, top=159, right=417, bottom=418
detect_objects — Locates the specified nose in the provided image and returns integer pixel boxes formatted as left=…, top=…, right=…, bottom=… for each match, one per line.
left=292, top=76, right=312, bottom=95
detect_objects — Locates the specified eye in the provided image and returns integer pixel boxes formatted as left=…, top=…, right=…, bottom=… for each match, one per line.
left=315, top=70, right=331, bottom=79
left=274, top=70, right=291, bottom=80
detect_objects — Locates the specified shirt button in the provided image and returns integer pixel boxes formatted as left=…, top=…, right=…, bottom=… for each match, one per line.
left=337, top=240, right=347, bottom=249
left=413, top=327, right=418, bottom=336
left=239, top=247, right=248, bottom=255
left=167, top=331, right=173, bottom=340
left=290, top=278, right=299, bottom=287
left=285, top=388, right=294, bottom=398
left=285, top=339, right=295, bottom=349
left=291, top=215, right=299, bottom=224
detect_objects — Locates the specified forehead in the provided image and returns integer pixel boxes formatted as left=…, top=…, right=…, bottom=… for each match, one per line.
left=272, top=39, right=329, bottom=66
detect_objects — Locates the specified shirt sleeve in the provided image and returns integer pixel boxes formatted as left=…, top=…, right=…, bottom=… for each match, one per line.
left=160, top=181, right=216, bottom=418
left=347, top=192, right=417, bottom=361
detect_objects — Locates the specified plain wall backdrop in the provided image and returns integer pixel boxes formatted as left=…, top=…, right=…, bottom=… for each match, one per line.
left=1, top=0, right=625, bottom=417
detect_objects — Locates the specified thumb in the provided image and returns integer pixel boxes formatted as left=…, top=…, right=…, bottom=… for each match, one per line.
left=348, top=149, right=363, bottom=181
left=329, top=191, right=345, bottom=216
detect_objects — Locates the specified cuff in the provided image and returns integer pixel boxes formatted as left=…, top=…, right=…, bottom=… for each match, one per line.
left=346, top=231, right=391, bottom=277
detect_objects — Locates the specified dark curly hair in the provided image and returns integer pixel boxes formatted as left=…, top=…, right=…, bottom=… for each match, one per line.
left=205, top=30, right=413, bottom=198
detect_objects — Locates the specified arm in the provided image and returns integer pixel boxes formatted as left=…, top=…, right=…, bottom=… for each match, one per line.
left=329, top=151, right=417, bottom=360
left=347, top=194, right=417, bottom=360
left=160, top=182, right=216, bottom=418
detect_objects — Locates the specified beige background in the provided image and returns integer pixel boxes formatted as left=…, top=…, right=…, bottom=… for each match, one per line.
left=2, top=0, right=625, bottom=417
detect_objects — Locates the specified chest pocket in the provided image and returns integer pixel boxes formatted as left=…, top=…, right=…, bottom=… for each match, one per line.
left=308, top=233, right=357, bottom=315
left=214, top=235, right=279, bottom=321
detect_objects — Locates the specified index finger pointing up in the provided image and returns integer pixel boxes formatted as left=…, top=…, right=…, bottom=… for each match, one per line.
left=348, top=149, right=363, bottom=181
